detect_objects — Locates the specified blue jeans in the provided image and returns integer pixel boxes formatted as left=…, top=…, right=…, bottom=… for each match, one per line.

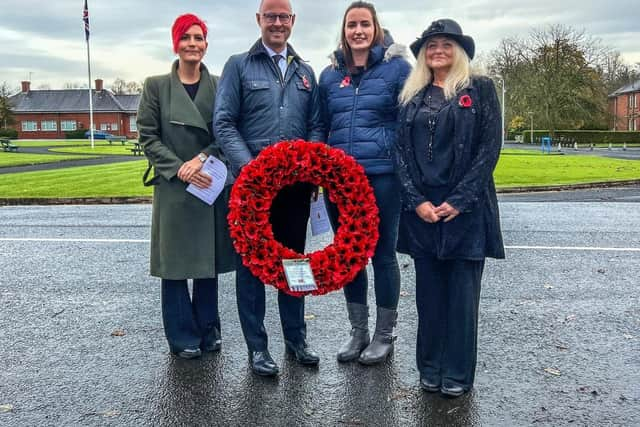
left=161, top=278, right=219, bottom=353
left=326, top=173, right=401, bottom=309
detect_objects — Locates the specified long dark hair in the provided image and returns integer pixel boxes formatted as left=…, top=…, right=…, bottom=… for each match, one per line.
left=340, top=1, right=384, bottom=72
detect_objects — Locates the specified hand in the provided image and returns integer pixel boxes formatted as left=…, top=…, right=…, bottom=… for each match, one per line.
left=188, top=171, right=213, bottom=189
left=415, top=201, right=440, bottom=223
left=311, top=186, right=320, bottom=202
left=177, top=156, right=204, bottom=183
left=433, top=202, right=460, bottom=223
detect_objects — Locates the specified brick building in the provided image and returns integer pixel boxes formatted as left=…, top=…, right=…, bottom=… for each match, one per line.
left=8, top=79, right=140, bottom=139
left=609, top=80, right=640, bottom=131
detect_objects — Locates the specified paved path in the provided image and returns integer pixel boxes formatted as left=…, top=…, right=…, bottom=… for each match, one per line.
left=0, top=193, right=638, bottom=426
left=0, top=144, right=142, bottom=175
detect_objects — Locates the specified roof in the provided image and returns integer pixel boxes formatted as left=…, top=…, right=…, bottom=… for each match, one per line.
left=609, top=79, right=640, bottom=97
left=8, top=89, right=140, bottom=113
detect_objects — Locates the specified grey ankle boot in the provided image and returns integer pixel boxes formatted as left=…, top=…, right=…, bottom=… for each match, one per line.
left=358, top=306, right=397, bottom=365
left=337, top=303, right=370, bottom=362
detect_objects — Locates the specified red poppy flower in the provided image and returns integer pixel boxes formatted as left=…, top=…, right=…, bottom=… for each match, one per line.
left=459, top=94, right=473, bottom=108
left=340, top=76, right=351, bottom=88
left=228, top=141, right=379, bottom=296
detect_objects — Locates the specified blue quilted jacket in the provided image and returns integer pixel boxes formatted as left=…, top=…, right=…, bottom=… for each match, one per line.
left=319, top=43, right=411, bottom=175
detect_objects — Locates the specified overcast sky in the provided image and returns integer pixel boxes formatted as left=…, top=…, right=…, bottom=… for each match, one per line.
left=1, top=0, right=638, bottom=92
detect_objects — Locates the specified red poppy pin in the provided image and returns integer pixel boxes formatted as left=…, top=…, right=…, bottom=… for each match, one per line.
left=340, top=76, right=351, bottom=88
left=302, top=75, right=310, bottom=89
left=459, top=95, right=473, bottom=108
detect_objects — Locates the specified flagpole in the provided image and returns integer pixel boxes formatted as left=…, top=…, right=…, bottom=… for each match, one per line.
left=86, top=38, right=94, bottom=149
left=84, top=0, right=94, bottom=149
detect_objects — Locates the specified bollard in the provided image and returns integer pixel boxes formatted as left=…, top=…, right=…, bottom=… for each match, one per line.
left=590, top=143, right=594, bottom=151
left=574, top=142, right=578, bottom=150
left=623, top=142, right=627, bottom=151
left=557, top=142, right=562, bottom=152
left=608, top=142, right=612, bottom=150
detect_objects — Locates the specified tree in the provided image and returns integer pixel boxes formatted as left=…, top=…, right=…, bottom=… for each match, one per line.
left=63, top=82, right=88, bottom=89
left=489, top=25, right=610, bottom=135
left=0, top=82, right=15, bottom=129
left=111, top=78, right=142, bottom=94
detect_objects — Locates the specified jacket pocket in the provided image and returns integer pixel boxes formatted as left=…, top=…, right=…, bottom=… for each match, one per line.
left=243, top=80, right=270, bottom=91
left=246, top=138, right=270, bottom=154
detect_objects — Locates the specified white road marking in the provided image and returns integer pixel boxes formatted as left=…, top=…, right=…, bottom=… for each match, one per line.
left=0, top=238, right=639, bottom=252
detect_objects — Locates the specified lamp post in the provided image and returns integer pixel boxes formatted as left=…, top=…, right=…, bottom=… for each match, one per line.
left=497, top=75, right=505, bottom=149
left=527, top=111, right=533, bottom=144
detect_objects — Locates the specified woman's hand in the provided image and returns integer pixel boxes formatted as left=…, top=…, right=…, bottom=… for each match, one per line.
left=416, top=201, right=440, bottom=223
left=188, top=171, right=213, bottom=189
left=434, top=202, right=460, bottom=223
left=177, top=156, right=204, bottom=183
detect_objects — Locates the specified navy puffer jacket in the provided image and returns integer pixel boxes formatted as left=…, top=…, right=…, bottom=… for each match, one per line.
left=319, top=43, right=411, bottom=175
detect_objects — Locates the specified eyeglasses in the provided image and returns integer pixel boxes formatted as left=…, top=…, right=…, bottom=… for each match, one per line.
left=262, top=13, right=293, bottom=24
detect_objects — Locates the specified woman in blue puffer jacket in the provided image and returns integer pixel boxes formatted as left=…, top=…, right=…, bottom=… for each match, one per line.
left=319, top=1, right=411, bottom=365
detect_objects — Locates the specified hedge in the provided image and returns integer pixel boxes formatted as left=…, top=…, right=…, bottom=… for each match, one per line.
left=65, top=129, right=87, bottom=139
left=521, top=130, right=640, bottom=145
left=0, top=128, right=18, bottom=138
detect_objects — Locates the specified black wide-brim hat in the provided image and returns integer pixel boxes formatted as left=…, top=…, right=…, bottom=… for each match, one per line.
left=410, top=19, right=475, bottom=60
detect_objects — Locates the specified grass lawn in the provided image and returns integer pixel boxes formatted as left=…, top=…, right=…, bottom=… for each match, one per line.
left=0, top=149, right=639, bottom=199
left=49, top=146, right=136, bottom=156
left=0, top=152, right=100, bottom=168
left=495, top=149, right=640, bottom=187
left=0, top=160, right=151, bottom=198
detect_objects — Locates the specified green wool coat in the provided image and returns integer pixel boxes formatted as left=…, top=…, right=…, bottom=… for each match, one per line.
left=137, top=60, right=235, bottom=280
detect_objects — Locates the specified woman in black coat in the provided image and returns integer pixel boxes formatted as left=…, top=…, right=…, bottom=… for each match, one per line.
left=394, top=19, right=505, bottom=397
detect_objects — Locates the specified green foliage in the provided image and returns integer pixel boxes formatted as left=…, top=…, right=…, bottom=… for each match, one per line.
left=0, top=128, right=18, bottom=138
left=521, top=130, right=640, bottom=145
left=0, top=82, right=15, bottom=129
left=65, top=129, right=87, bottom=139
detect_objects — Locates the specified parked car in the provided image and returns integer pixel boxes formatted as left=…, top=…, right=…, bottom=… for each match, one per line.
left=85, top=130, right=114, bottom=139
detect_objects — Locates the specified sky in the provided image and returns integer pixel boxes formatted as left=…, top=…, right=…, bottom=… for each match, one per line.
left=1, top=0, right=639, bottom=92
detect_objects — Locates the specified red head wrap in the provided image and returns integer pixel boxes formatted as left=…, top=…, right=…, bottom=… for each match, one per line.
left=171, top=14, right=208, bottom=53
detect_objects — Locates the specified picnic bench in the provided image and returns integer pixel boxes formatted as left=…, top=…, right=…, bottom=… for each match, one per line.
left=1, top=138, right=19, bottom=152
left=129, top=142, right=144, bottom=156
left=106, top=135, right=127, bottom=145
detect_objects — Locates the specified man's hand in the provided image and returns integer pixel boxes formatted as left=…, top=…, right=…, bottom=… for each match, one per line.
left=433, top=202, right=460, bottom=223
left=415, top=201, right=440, bottom=223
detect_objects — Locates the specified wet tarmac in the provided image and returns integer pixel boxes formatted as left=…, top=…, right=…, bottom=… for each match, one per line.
left=0, top=192, right=639, bottom=426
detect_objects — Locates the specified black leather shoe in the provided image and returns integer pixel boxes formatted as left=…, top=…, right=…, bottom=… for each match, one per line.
left=201, top=327, right=222, bottom=352
left=420, top=377, right=440, bottom=393
left=441, top=383, right=466, bottom=397
left=175, top=348, right=202, bottom=359
left=285, top=340, right=320, bottom=366
left=249, top=350, right=279, bottom=376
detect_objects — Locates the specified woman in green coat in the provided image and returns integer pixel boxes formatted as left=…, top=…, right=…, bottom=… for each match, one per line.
left=137, top=13, right=234, bottom=359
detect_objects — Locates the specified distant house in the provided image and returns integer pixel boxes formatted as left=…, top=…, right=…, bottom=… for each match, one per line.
left=8, top=79, right=140, bottom=139
left=609, top=80, right=640, bottom=131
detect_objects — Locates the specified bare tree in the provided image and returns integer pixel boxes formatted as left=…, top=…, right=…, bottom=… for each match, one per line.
left=0, top=82, right=16, bottom=129
left=489, top=25, right=611, bottom=135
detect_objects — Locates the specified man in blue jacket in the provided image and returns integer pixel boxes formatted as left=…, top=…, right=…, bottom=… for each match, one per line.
left=214, top=0, right=323, bottom=376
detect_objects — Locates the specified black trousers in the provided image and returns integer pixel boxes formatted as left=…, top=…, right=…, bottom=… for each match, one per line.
left=236, top=182, right=312, bottom=351
left=414, top=256, right=485, bottom=390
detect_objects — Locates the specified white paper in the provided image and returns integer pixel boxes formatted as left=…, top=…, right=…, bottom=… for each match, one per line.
left=186, top=156, right=227, bottom=205
left=282, top=259, right=318, bottom=292
left=310, top=192, right=331, bottom=236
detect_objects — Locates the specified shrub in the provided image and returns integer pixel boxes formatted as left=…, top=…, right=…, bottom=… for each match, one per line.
left=0, top=128, right=18, bottom=138
left=521, top=130, right=640, bottom=145
left=65, top=129, right=87, bottom=139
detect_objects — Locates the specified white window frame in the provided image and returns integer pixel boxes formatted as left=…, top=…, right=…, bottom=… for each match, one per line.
left=100, top=123, right=108, bottom=131
left=22, top=121, right=37, bottom=131
left=111, top=123, right=119, bottom=131
left=629, top=118, right=636, bottom=131
left=60, top=120, right=77, bottom=131
left=129, top=115, right=137, bottom=132
left=41, top=120, right=57, bottom=131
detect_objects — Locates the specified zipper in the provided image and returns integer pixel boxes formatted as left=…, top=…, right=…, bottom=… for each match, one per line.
left=348, top=85, right=360, bottom=155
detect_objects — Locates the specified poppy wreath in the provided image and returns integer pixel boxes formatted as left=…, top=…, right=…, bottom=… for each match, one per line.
left=227, top=140, right=379, bottom=297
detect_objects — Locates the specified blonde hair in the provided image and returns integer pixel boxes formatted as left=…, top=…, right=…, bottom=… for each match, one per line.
left=399, top=39, right=471, bottom=105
